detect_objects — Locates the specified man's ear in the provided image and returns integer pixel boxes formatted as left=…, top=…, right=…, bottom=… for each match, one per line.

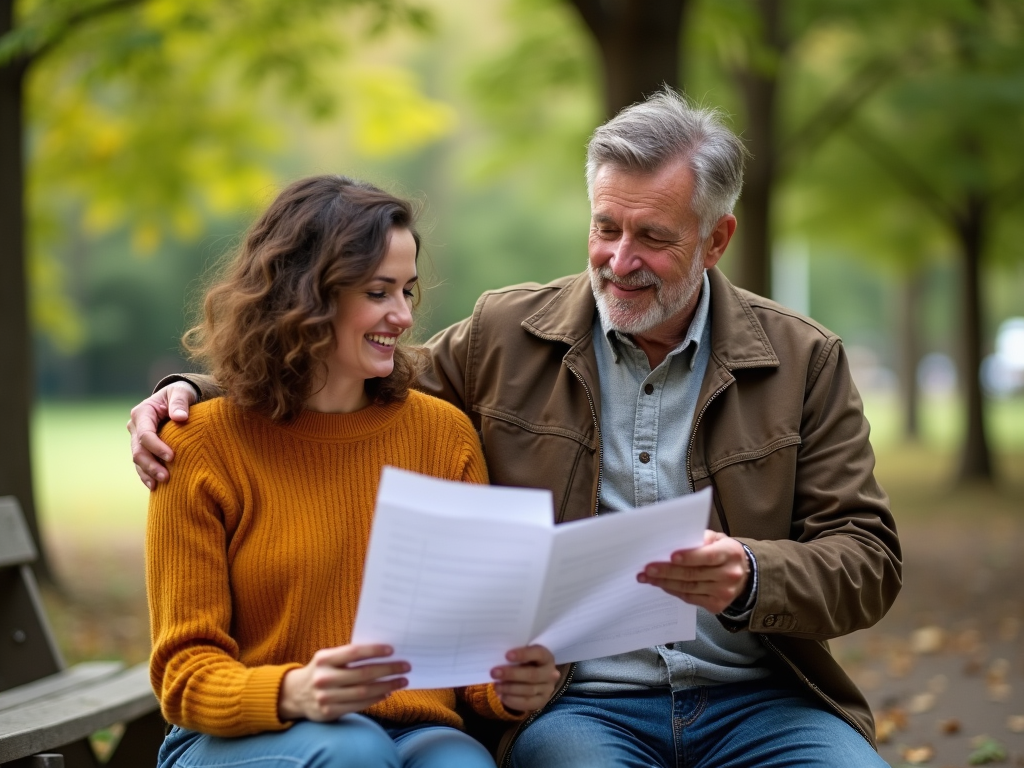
left=703, top=214, right=737, bottom=270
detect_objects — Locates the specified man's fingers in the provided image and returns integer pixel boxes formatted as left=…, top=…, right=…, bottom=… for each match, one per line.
left=166, top=382, right=196, bottom=421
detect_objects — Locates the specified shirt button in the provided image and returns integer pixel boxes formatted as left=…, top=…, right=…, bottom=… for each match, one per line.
left=763, top=615, right=777, bottom=627
left=639, top=451, right=651, bottom=464
left=644, top=383, right=654, bottom=395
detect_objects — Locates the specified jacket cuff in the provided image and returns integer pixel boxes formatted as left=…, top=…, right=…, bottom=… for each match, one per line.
left=153, top=373, right=220, bottom=403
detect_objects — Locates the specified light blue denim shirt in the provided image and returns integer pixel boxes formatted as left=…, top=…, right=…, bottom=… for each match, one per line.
left=572, top=271, right=769, bottom=692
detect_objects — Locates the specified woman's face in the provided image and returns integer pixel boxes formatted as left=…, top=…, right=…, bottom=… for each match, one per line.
left=327, top=227, right=418, bottom=400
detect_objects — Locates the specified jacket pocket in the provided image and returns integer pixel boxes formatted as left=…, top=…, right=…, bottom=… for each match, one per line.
left=473, top=406, right=596, bottom=523
left=698, top=435, right=802, bottom=540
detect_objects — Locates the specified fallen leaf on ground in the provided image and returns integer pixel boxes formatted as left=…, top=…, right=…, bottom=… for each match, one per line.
left=875, top=708, right=909, bottom=744
left=910, top=692, right=936, bottom=714
left=987, top=682, right=1012, bottom=702
left=1008, top=714, right=1024, bottom=733
left=987, top=658, right=1010, bottom=684
left=911, top=626, right=946, bottom=654
left=953, top=628, right=983, bottom=655
left=902, top=744, right=935, bottom=764
left=938, top=718, right=961, bottom=735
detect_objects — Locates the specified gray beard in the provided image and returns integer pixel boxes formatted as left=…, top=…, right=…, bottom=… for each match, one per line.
left=589, top=254, right=705, bottom=336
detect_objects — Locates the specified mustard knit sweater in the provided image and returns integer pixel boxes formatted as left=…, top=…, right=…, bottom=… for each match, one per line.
left=147, top=390, right=518, bottom=737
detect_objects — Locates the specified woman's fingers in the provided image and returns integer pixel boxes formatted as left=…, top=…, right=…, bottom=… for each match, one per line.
left=278, top=644, right=411, bottom=722
left=491, top=644, right=560, bottom=712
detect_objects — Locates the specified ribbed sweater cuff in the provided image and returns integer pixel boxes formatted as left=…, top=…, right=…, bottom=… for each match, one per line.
left=465, top=683, right=526, bottom=722
left=241, top=664, right=302, bottom=732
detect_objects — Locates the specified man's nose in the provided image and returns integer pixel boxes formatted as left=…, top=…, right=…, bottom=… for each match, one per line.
left=608, top=236, right=642, bottom=276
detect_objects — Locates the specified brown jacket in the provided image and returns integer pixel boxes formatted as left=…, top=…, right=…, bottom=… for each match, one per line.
left=173, top=267, right=900, bottom=758
left=416, top=267, right=901, bottom=759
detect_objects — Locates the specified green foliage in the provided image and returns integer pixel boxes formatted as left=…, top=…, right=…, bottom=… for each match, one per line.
left=464, top=0, right=600, bottom=186
left=8, top=0, right=456, bottom=353
left=791, top=0, right=1024, bottom=260
left=968, top=736, right=1008, bottom=765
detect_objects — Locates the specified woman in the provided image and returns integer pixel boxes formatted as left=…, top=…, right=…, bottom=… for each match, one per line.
left=147, top=175, right=559, bottom=768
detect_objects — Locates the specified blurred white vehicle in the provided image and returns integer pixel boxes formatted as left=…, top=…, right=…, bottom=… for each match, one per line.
left=981, top=317, right=1024, bottom=396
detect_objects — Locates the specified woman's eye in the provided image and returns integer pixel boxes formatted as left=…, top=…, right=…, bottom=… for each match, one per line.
left=403, top=289, right=415, bottom=299
left=367, top=291, right=386, bottom=300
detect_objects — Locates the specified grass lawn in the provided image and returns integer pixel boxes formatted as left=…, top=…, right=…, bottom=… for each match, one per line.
left=31, top=394, right=1024, bottom=537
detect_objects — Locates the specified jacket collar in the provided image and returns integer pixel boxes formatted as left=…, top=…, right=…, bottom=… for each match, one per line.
left=522, top=268, right=779, bottom=371
left=706, top=267, right=779, bottom=370
left=521, top=272, right=596, bottom=347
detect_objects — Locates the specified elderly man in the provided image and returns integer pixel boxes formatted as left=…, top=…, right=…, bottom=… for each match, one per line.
left=130, top=89, right=900, bottom=767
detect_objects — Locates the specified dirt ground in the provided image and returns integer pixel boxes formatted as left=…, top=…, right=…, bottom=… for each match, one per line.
left=41, top=479, right=1024, bottom=768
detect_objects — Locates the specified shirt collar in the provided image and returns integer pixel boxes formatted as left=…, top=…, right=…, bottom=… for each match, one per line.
left=598, top=270, right=712, bottom=371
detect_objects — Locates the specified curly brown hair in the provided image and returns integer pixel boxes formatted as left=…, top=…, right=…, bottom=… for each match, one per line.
left=183, top=175, right=423, bottom=421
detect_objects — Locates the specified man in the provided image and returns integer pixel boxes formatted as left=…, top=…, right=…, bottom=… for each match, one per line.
left=130, top=89, right=900, bottom=767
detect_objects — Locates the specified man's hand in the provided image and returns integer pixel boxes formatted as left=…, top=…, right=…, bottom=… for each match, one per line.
left=127, top=381, right=197, bottom=490
left=490, top=644, right=560, bottom=713
left=637, top=530, right=750, bottom=615
left=278, top=644, right=409, bottom=722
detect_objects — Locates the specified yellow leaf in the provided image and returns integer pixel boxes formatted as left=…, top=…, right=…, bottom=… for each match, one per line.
left=347, top=66, right=457, bottom=157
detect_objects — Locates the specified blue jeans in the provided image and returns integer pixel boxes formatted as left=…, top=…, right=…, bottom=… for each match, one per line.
left=157, top=716, right=495, bottom=768
left=510, top=678, right=888, bottom=768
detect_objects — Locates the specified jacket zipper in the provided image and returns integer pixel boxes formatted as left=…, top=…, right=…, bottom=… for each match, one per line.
left=685, top=380, right=730, bottom=493
left=498, top=360, right=600, bottom=768
left=566, top=360, right=603, bottom=518
left=760, top=636, right=872, bottom=745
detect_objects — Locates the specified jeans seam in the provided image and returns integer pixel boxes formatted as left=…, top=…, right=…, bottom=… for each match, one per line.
left=673, top=687, right=709, bottom=768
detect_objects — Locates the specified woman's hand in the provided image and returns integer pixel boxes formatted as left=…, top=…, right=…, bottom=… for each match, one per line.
left=278, top=644, right=410, bottom=722
left=490, top=645, right=560, bottom=713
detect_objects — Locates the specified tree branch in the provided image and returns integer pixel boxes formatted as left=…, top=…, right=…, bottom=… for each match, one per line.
left=25, top=0, right=148, bottom=65
left=778, top=55, right=899, bottom=178
left=846, top=121, right=959, bottom=225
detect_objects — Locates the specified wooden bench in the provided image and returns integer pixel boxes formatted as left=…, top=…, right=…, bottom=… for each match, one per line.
left=0, top=496, right=165, bottom=767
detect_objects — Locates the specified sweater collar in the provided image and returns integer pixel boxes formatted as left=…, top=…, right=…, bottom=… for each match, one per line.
left=281, top=397, right=407, bottom=441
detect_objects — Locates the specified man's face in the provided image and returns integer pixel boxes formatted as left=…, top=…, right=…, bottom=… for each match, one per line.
left=587, top=158, right=708, bottom=342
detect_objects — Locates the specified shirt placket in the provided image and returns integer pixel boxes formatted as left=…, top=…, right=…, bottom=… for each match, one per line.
left=632, top=355, right=669, bottom=508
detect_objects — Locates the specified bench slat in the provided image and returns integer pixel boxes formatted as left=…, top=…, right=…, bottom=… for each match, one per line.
left=0, top=661, right=124, bottom=714
left=0, top=663, right=159, bottom=763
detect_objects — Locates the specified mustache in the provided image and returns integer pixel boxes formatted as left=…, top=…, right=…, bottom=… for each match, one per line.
left=594, top=266, right=662, bottom=289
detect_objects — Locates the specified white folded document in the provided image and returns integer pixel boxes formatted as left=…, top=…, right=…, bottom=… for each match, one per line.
left=351, top=466, right=711, bottom=688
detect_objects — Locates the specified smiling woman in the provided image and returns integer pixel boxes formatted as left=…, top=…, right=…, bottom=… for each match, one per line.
left=144, top=175, right=560, bottom=768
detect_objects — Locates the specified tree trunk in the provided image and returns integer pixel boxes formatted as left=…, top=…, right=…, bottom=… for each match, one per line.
left=897, top=268, right=925, bottom=441
left=733, top=0, right=784, bottom=298
left=0, top=0, right=53, bottom=580
left=955, top=194, right=993, bottom=482
left=567, top=0, right=687, bottom=118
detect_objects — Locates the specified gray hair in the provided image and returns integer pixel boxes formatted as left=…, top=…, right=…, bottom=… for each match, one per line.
left=585, top=88, right=749, bottom=239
